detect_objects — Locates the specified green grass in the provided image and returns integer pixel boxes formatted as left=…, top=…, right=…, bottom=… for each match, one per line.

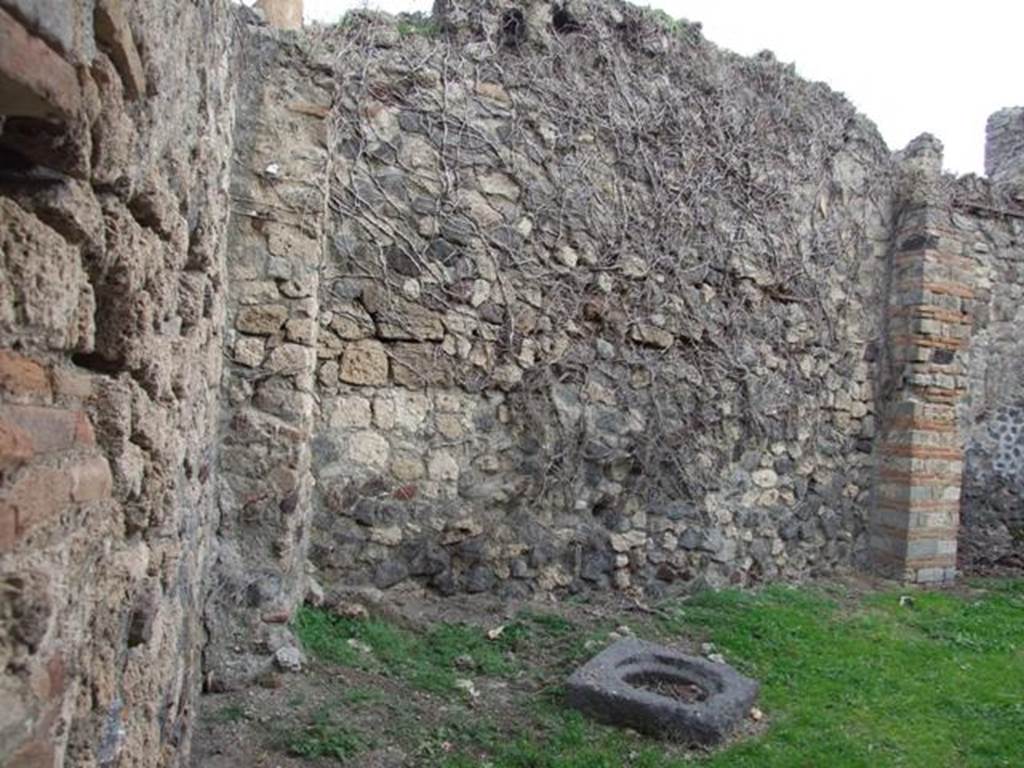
left=294, top=606, right=520, bottom=694
left=211, top=704, right=248, bottom=723
left=456, top=581, right=1024, bottom=767
left=663, top=582, right=1024, bottom=767
left=516, top=609, right=576, bottom=637
left=294, top=581, right=1024, bottom=767
left=339, top=685, right=385, bottom=705
left=284, top=708, right=365, bottom=761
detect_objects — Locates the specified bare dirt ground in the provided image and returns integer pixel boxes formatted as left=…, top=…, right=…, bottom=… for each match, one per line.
left=190, top=573, right=1024, bottom=768
left=190, top=587, right=762, bottom=767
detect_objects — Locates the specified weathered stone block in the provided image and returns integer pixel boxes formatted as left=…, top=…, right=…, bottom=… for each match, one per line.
left=9, top=178, right=104, bottom=251
left=266, top=222, right=319, bottom=264
left=0, top=499, right=15, bottom=552
left=373, top=559, right=409, bottom=589
left=0, top=0, right=96, bottom=60
left=0, top=199, right=94, bottom=351
left=751, top=469, right=778, bottom=489
left=267, top=343, right=314, bottom=373
left=362, top=286, right=444, bottom=342
left=340, top=340, right=388, bottom=386
left=427, top=451, right=459, bottom=482
left=630, top=324, right=674, bottom=349
left=236, top=280, right=281, bottom=305
left=0, top=7, right=82, bottom=118
left=478, top=171, right=520, bottom=200
left=390, top=453, right=425, bottom=481
left=328, top=301, right=375, bottom=340
left=328, top=395, right=372, bottom=429
left=374, top=390, right=429, bottom=432
left=94, top=0, right=146, bottom=100
left=390, top=343, right=452, bottom=388
left=69, top=455, right=113, bottom=502
left=236, top=304, right=288, bottom=335
left=234, top=337, right=266, bottom=368
left=610, top=530, right=647, bottom=553
left=285, top=317, right=316, bottom=346
left=348, top=430, right=389, bottom=469
left=435, top=412, right=464, bottom=440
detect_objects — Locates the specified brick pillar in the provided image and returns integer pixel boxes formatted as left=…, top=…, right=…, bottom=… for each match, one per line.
left=872, top=135, right=973, bottom=584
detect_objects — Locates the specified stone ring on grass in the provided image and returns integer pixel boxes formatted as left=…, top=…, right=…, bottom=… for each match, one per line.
left=566, top=638, right=759, bottom=745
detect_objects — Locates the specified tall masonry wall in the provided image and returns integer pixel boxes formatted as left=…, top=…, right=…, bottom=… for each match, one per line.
left=205, top=26, right=334, bottom=691
left=958, top=110, right=1024, bottom=572
left=308, top=4, right=896, bottom=600
left=0, top=1, right=1022, bottom=766
left=0, top=0, right=237, bottom=765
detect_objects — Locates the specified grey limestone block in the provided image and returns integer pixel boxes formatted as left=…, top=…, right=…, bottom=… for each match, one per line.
left=566, top=638, right=759, bottom=745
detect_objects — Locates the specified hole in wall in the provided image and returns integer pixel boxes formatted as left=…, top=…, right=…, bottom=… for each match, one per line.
left=552, top=5, right=582, bottom=34
left=71, top=351, right=126, bottom=374
left=0, top=128, right=68, bottom=183
left=501, top=8, right=526, bottom=48
left=0, top=144, right=36, bottom=174
left=592, top=496, right=614, bottom=519
left=0, top=116, right=86, bottom=178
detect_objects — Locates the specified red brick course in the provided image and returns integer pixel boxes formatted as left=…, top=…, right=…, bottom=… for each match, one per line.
left=873, top=523, right=959, bottom=541
left=0, top=405, right=95, bottom=454
left=887, top=418, right=957, bottom=433
left=881, top=444, right=963, bottom=460
left=873, top=548, right=957, bottom=567
left=1, top=453, right=113, bottom=553
left=0, top=350, right=51, bottom=398
left=0, top=418, right=34, bottom=469
left=1, top=352, right=111, bottom=553
left=890, top=334, right=967, bottom=351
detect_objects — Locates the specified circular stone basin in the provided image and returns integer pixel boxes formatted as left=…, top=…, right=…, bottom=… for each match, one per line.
left=566, top=638, right=759, bottom=745
left=625, top=671, right=709, bottom=703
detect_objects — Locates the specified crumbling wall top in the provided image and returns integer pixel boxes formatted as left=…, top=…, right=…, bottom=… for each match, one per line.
left=985, top=107, right=1024, bottom=188
left=255, top=0, right=302, bottom=30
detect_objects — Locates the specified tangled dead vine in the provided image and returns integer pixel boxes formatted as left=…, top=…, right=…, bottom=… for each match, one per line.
left=309, top=2, right=895, bottom=518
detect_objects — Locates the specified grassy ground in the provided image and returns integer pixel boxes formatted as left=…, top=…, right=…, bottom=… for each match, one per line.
left=192, top=578, right=1024, bottom=767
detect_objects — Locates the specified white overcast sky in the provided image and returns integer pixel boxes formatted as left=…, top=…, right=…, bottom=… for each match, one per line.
left=294, top=1, right=1022, bottom=175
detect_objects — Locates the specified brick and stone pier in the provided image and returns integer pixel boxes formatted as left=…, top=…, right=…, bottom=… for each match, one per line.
left=871, top=136, right=974, bottom=583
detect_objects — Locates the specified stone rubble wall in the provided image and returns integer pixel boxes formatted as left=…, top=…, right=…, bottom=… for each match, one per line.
left=0, top=1, right=236, bottom=765
left=204, top=24, right=334, bottom=691
left=985, top=108, right=1024, bottom=189
left=0, top=0, right=1021, bottom=764
left=307, top=2, right=897, bottom=600
left=954, top=139, right=1024, bottom=572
